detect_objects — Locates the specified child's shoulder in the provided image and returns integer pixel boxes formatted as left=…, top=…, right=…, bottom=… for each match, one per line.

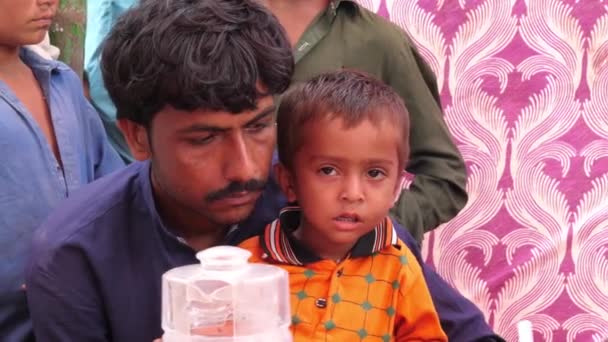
left=238, top=234, right=261, bottom=249
left=397, top=237, right=420, bottom=257
left=237, top=235, right=266, bottom=263
left=382, top=237, right=425, bottom=276
left=22, top=48, right=83, bottom=89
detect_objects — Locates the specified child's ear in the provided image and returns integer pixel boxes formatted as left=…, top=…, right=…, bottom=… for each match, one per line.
left=274, top=163, right=298, bottom=203
left=392, top=173, right=405, bottom=205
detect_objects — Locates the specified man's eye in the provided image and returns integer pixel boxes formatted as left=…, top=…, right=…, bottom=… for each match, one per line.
left=188, top=135, right=215, bottom=145
left=319, top=167, right=337, bottom=176
left=247, top=122, right=272, bottom=132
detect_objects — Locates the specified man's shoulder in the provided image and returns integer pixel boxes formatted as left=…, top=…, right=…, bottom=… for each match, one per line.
left=31, top=162, right=146, bottom=252
left=327, top=2, right=416, bottom=74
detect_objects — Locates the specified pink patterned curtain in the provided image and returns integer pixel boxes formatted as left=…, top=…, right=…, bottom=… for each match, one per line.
left=360, top=0, right=608, bottom=340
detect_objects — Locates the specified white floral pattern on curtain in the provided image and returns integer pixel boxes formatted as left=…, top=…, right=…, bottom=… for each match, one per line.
left=359, top=0, right=608, bottom=340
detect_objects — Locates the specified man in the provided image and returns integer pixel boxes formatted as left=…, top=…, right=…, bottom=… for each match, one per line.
left=0, top=0, right=123, bottom=340
left=84, top=0, right=467, bottom=242
left=26, top=0, right=501, bottom=341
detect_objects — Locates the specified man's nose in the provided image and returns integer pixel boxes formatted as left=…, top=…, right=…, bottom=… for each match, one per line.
left=223, top=134, right=259, bottom=183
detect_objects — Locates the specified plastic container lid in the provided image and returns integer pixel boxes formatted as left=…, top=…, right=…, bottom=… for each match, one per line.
left=161, top=246, right=292, bottom=342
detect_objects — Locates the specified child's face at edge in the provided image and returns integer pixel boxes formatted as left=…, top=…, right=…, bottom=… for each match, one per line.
left=0, top=0, right=57, bottom=48
left=276, top=117, right=403, bottom=259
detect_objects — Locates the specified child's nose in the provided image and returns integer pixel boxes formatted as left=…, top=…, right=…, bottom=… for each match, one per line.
left=340, top=175, right=365, bottom=203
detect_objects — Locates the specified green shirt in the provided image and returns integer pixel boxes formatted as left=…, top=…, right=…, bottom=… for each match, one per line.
left=292, top=0, right=468, bottom=242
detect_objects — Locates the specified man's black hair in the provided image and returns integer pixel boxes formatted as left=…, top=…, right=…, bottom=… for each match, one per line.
left=101, top=0, right=294, bottom=126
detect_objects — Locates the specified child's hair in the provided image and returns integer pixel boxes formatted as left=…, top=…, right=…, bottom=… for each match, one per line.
left=277, top=69, right=410, bottom=170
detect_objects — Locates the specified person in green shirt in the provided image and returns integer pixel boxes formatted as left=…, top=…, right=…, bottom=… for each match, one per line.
left=261, top=0, right=468, bottom=243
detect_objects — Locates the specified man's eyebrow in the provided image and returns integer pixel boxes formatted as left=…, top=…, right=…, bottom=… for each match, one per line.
left=176, top=124, right=228, bottom=134
left=176, top=105, right=277, bottom=134
left=243, top=105, right=277, bottom=126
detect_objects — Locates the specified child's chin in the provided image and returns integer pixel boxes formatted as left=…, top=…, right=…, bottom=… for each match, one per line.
left=23, top=34, right=47, bottom=46
left=327, top=232, right=364, bottom=244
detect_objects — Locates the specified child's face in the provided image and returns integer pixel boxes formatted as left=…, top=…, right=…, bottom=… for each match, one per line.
left=280, top=117, right=402, bottom=247
left=0, top=0, right=57, bottom=47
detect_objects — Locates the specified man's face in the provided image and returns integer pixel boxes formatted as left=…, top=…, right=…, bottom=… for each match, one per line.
left=142, top=96, right=277, bottom=233
left=0, top=0, right=56, bottom=47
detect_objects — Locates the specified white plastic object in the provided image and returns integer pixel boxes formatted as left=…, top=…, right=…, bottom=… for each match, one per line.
left=162, top=246, right=292, bottom=342
left=517, top=320, right=534, bottom=342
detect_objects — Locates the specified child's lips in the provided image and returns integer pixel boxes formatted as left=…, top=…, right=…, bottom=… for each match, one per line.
left=333, top=213, right=362, bottom=231
left=31, top=15, right=54, bottom=28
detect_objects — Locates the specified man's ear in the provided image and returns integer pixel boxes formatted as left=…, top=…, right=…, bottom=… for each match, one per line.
left=274, top=163, right=298, bottom=203
left=117, top=119, right=151, bottom=161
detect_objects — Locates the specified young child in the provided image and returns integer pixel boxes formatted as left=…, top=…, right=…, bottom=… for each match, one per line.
left=239, top=70, right=447, bottom=341
left=0, top=1, right=123, bottom=340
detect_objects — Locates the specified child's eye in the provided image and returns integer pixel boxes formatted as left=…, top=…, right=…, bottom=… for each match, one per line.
left=368, top=169, right=385, bottom=179
left=319, top=167, right=337, bottom=176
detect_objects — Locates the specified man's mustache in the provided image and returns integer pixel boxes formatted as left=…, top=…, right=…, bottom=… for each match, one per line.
left=205, top=179, right=267, bottom=202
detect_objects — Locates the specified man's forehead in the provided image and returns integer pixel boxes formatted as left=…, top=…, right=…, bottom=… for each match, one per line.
left=165, top=96, right=277, bottom=131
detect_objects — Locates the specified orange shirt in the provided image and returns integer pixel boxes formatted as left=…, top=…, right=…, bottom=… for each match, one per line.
left=239, top=208, right=447, bottom=341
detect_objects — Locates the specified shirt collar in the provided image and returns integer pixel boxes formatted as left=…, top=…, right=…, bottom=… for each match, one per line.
left=260, top=207, right=400, bottom=265
left=328, top=0, right=357, bottom=17
left=20, top=47, right=63, bottom=73
left=293, top=0, right=359, bottom=63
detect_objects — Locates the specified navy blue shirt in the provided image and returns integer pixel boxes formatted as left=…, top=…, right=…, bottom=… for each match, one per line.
left=26, top=161, right=500, bottom=342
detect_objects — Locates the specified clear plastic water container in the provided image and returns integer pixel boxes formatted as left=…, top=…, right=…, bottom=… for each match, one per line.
left=162, top=246, right=292, bottom=342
